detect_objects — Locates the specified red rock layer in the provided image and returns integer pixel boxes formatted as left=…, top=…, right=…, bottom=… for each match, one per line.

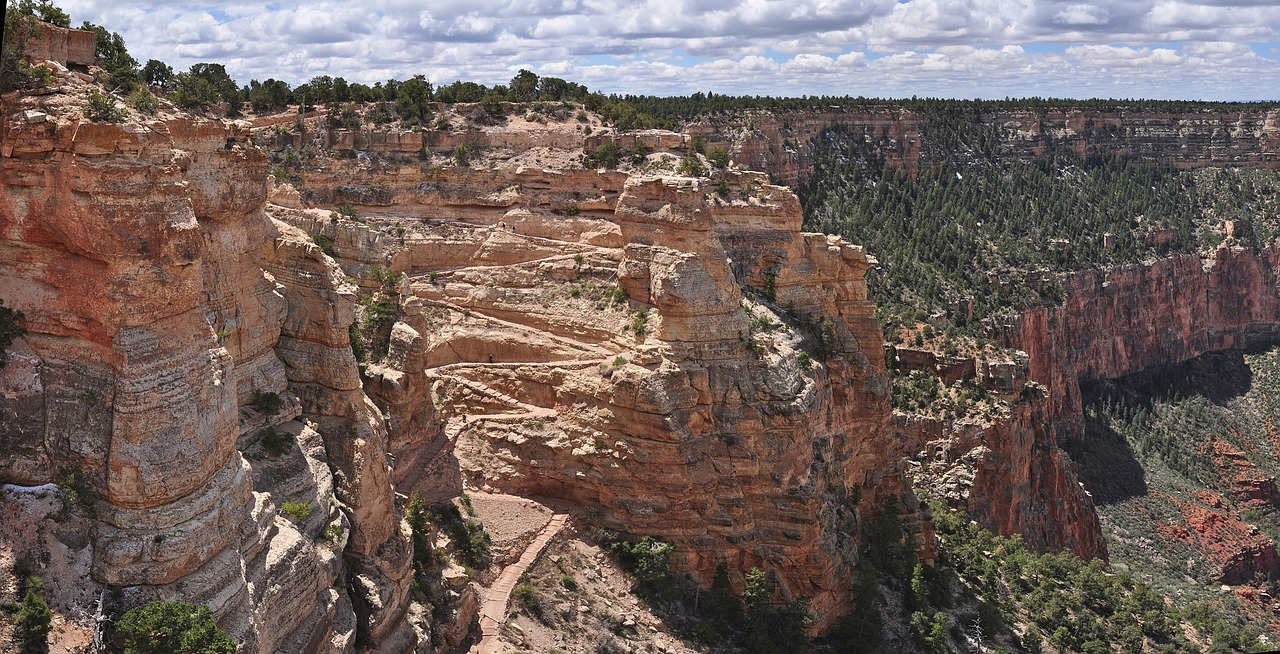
left=1001, top=247, right=1280, bottom=443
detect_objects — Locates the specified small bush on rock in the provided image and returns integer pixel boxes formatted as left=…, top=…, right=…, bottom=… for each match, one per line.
left=86, top=89, right=125, bottom=123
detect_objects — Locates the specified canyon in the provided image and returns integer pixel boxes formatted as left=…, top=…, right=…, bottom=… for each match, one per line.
left=5, top=65, right=1280, bottom=653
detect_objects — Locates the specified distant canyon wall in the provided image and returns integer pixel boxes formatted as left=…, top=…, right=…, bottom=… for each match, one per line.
left=690, top=107, right=1280, bottom=187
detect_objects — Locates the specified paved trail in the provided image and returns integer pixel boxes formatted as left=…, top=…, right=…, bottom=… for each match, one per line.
left=473, top=513, right=569, bottom=654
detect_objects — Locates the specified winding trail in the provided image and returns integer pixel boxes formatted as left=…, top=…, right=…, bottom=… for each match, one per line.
left=474, top=513, right=569, bottom=654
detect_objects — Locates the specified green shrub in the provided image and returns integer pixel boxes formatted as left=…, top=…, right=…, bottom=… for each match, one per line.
left=461, top=519, right=491, bottom=568
left=630, top=308, right=649, bottom=336
left=86, top=89, right=125, bottom=123
left=312, top=233, right=334, bottom=256
left=114, top=601, right=235, bottom=654
left=706, top=145, right=729, bottom=169
left=251, top=390, right=283, bottom=415
left=336, top=202, right=358, bottom=220
left=617, top=536, right=672, bottom=582
left=56, top=467, right=93, bottom=512
left=677, top=155, right=707, bottom=177
left=560, top=573, right=578, bottom=591
left=281, top=501, right=311, bottom=522
left=258, top=427, right=294, bottom=457
left=325, top=523, right=344, bottom=543
left=797, top=352, right=812, bottom=371
left=126, top=87, right=157, bottom=114
left=14, top=576, right=52, bottom=653
left=349, top=322, right=367, bottom=362
left=453, top=144, right=471, bottom=166
left=513, top=576, right=542, bottom=617
left=587, top=142, right=621, bottom=168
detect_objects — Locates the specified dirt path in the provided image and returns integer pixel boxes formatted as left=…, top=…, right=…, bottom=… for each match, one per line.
left=473, top=513, right=569, bottom=654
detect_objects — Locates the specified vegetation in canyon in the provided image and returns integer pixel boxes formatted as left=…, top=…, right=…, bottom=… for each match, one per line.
left=1071, top=346, right=1280, bottom=642
left=799, top=119, right=1280, bottom=346
left=0, top=300, right=24, bottom=368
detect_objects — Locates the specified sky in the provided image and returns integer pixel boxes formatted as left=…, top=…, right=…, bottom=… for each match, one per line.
left=59, top=0, right=1280, bottom=101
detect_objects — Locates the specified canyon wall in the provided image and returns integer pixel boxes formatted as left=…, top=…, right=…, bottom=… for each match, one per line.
left=0, top=79, right=411, bottom=651
left=688, top=107, right=1280, bottom=187
left=5, top=80, right=1256, bottom=647
left=999, top=246, right=1280, bottom=442
left=897, top=396, right=1107, bottom=560
left=269, top=144, right=1111, bottom=631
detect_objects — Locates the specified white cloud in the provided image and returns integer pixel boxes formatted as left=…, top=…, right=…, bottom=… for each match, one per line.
left=1054, top=4, right=1111, bottom=25
left=51, top=0, right=1280, bottom=100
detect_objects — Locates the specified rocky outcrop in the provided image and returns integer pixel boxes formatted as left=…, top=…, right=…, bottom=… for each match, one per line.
left=263, top=222, right=414, bottom=647
left=26, top=21, right=97, bottom=68
left=0, top=78, right=410, bottom=652
left=899, top=394, right=1106, bottom=560
left=272, top=162, right=907, bottom=633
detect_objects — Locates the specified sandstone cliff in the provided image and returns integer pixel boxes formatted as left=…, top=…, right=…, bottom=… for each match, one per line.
left=8, top=77, right=1254, bottom=649
left=898, top=395, right=1106, bottom=560
left=0, top=75, right=411, bottom=651
left=267, top=162, right=898, bottom=632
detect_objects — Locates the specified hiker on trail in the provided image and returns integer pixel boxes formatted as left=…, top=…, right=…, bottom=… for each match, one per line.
left=488, top=353, right=494, bottom=363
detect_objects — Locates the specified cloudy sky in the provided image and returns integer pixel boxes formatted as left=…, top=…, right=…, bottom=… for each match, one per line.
left=60, top=0, right=1280, bottom=101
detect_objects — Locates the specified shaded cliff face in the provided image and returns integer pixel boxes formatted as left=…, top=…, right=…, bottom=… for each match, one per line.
left=0, top=81, right=410, bottom=651
left=898, top=396, right=1106, bottom=561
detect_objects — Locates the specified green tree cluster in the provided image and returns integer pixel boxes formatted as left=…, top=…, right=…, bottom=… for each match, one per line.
left=114, top=601, right=235, bottom=654
left=799, top=118, right=1202, bottom=341
left=173, top=63, right=239, bottom=113
left=78, top=20, right=139, bottom=93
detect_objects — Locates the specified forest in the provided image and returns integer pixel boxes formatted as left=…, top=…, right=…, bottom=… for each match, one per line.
left=798, top=115, right=1280, bottom=345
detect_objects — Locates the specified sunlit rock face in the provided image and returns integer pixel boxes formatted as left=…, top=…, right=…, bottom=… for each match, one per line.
left=0, top=82, right=412, bottom=652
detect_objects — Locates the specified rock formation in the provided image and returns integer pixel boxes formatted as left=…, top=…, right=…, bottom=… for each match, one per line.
left=898, top=396, right=1107, bottom=560
left=268, top=161, right=900, bottom=632
left=11, top=69, right=1280, bottom=649
left=0, top=74, right=411, bottom=651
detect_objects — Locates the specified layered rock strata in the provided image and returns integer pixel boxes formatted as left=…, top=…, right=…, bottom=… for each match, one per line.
left=271, top=164, right=900, bottom=631
left=0, top=80, right=410, bottom=651
left=1000, top=247, right=1280, bottom=443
